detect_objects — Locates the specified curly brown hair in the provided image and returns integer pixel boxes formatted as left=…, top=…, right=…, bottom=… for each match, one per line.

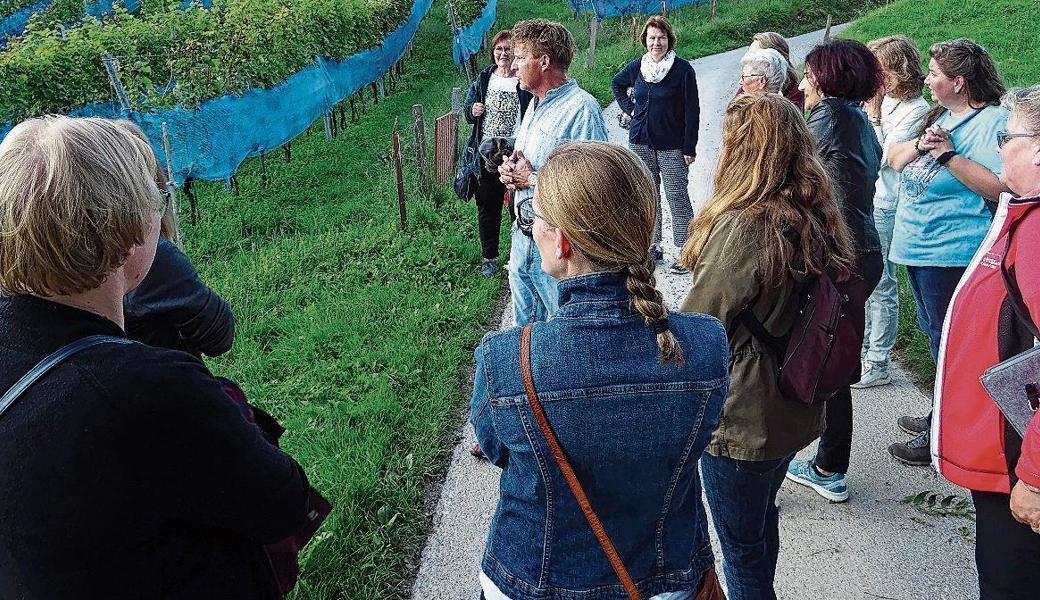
left=511, top=18, right=574, bottom=71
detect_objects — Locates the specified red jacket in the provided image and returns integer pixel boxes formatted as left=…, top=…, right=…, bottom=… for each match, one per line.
left=934, top=195, right=1040, bottom=493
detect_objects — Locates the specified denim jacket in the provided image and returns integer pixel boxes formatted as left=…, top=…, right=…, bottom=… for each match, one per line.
left=470, top=272, right=728, bottom=600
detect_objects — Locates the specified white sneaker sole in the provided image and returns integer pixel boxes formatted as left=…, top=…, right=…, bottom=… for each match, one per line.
left=785, top=471, right=850, bottom=503
left=851, top=375, right=891, bottom=389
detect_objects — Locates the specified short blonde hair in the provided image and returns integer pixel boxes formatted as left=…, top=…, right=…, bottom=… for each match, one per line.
left=511, top=19, right=574, bottom=71
left=0, top=115, right=161, bottom=296
left=537, top=142, right=684, bottom=366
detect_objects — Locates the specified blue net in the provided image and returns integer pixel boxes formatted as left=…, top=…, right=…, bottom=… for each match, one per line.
left=569, top=0, right=706, bottom=19
left=0, top=0, right=433, bottom=185
left=0, top=0, right=53, bottom=48
left=452, top=0, right=496, bottom=65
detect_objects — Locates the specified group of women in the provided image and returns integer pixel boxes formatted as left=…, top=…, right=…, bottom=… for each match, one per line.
left=469, top=15, right=1040, bottom=600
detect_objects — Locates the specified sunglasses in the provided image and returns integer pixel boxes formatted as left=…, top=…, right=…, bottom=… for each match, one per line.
left=997, top=130, right=1039, bottom=149
left=516, top=197, right=550, bottom=237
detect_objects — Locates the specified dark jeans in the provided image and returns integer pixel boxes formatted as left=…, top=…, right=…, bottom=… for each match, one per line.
left=814, top=251, right=884, bottom=474
left=701, top=452, right=795, bottom=600
left=973, top=490, right=1040, bottom=599
left=906, top=265, right=967, bottom=362
left=474, top=170, right=507, bottom=260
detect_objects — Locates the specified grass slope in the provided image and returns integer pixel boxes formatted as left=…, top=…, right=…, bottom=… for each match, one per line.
left=843, top=0, right=1040, bottom=388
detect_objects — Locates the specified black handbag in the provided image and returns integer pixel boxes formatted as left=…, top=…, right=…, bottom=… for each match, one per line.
left=454, top=145, right=478, bottom=201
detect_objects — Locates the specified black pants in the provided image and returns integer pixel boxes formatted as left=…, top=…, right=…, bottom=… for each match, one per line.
left=814, top=251, right=885, bottom=474
left=973, top=490, right=1040, bottom=599
left=474, top=170, right=507, bottom=260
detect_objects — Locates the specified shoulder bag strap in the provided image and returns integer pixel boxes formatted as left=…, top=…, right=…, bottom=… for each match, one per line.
left=0, top=335, right=133, bottom=420
left=1001, top=204, right=1040, bottom=340
left=519, top=324, right=643, bottom=600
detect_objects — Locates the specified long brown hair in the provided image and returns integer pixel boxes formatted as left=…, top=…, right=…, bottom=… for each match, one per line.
left=679, top=93, right=854, bottom=286
left=921, top=38, right=1006, bottom=131
left=538, top=142, right=684, bottom=366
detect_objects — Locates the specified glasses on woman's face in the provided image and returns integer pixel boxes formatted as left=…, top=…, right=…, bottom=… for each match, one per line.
left=156, top=186, right=171, bottom=218
left=997, top=130, right=1039, bottom=149
left=516, top=197, right=549, bottom=237
left=740, top=72, right=764, bottom=80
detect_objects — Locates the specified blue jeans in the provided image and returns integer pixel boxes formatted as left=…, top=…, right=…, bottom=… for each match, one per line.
left=701, top=452, right=795, bottom=600
left=863, top=207, right=899, bottom=367
left=905, top=265, right=966, bottom=362
left=507, top=223, right=558, bottom=326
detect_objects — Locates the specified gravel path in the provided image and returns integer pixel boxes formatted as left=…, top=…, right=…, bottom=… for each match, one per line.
left=411, top=26, right=977, bottom=600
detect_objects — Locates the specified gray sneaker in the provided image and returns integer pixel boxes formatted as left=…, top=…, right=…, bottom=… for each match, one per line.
left=888, top=431, right=931, bottom=466
left=851, top=363, right=891, bottom=389
left=667, top=262, right=689, bottom=275
left=898, top=414, right=930, bottom=435
left=480, top=259, right=497, bottom=278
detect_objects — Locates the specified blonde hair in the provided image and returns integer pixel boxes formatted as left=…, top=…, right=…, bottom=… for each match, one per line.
left=868, top=35, right=924, bottom=101
left=511, top=19, right=574, bottom=71
left=752, top=32, right=798, bottom=93
left=0, top=115, right=162, bottom=296
left=679, top=93, right=854, bottom=285
left=537, top=141, right=684, bottom=366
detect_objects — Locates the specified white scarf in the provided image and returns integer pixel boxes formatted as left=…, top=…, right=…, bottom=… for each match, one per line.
left=640, top=50, right=675, bottom=84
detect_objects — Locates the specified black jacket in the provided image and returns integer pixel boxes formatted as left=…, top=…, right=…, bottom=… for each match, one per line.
left=124, top=238, right=235, bottom=358
left=806, top=97, right=883, bottom=255
left=612, top=57, right=700, bottom=155
left=0, top=295, right=312, bottom=599
left=463, top=65, right=534, bottom=161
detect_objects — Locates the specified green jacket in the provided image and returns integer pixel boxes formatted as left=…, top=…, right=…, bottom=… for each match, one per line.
left=680, top=212, right=824, bottom=461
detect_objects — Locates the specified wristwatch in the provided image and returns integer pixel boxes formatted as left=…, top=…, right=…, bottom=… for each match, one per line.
left=936, top=150, right=958, bottom=166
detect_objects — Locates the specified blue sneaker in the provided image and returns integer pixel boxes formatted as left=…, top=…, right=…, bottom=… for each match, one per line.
left=785, top=458, right=849, bottom=503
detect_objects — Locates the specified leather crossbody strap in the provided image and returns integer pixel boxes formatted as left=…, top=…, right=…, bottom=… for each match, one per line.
left=0, top=335, right=133, bottom=420
left=519, top=324, right=643, bottom=600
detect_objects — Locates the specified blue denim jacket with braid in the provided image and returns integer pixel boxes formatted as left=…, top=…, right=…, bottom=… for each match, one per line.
left=470, top=271, right=728, bottom=600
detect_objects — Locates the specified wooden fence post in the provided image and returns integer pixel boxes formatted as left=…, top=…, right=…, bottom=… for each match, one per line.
left=160, top=122, right=182, bottom=248
left=823, top=14, right=833, bottom=41
left=631, top=16, right=638, bottom=47
left=661, top=0, right=667, bottom=17
left=412, top=104, right=430, bottom=200
left=451, top=86, right=464, bottom=161
left=392, top=130, right=407, bottom=230
left=587, top=17, right=598, bottom=70
left=710, top=0, right=717, bottom=21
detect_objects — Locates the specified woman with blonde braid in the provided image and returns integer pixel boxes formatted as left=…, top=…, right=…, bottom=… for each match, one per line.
left=470, top=141, right=727, bottom=600
left=680, top=93, right=856, bottom=599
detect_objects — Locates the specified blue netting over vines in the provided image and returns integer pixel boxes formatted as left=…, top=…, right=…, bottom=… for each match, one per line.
left=569, top=0, right=706, bottom=19
left=0, top=0, right=433, bottom=184
left=452, top=0, right=496, bottom=65
left=1, top=0, right=213, bottom=49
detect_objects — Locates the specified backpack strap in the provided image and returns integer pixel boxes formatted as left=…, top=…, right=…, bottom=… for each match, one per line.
left=519, top=324, right=643, bottom=600
left=0, top=335, right=133, bottom=420
left=1001, top=203, right=1040, bottom=340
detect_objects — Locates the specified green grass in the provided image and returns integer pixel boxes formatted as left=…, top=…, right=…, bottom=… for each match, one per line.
left=842, top=0, right=1040, bottom=388
left=176, top=0, right=1017, bottom=596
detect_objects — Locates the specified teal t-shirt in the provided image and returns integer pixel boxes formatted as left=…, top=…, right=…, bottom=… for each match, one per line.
left=890, top=104, right=1008, bottom=267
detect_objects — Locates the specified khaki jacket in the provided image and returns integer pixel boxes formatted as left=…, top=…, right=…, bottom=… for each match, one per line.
left=680, top=212, right=824, bottom=461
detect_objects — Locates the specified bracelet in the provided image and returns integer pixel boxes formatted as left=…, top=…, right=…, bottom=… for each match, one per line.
left=914, top=137, right=928, bottom=155
left=936, top=150, right=958, bottom=166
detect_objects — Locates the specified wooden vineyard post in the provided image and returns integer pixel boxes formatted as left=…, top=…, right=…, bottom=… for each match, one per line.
left=412, top=104, right=431, bottom=201
left=823, top=14, right=833, bottom=41
left=392, top=130, right=407, bottom=230
left=101, top=54, right=131, bottom=112
left=711, top=0, right=717, bottom=21
left=451, top=86, right=464, bottom=161
left=434, top=111, right=459, bottom=186
left=371, top=82, right=379, bottom=104
left=587, top=17, right=598, bottom=70
left=661, top=0, right=667, bottom=17
left=631, top=16, right=638, bottom=47
left=160, top=122, right=182, bottom=248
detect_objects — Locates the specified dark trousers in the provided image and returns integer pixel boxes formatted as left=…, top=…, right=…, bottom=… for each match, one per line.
left=814, top=251, right=884, bottom=474
left=972, top=490, right=1040, bottom=599
left=905, top=265, right=966, bottom=423
left=701, top=452, right=795, bottom=600
left=474, top=170, right=507, bottom=260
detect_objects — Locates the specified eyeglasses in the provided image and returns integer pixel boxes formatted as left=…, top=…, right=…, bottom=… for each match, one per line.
left=516, top=197, right=550, bottom=237
left=740, top=73, right=765, bottom=80
left=997, top=130, right=1039, bottom=149
left=157, top=185, right=171, bottom=218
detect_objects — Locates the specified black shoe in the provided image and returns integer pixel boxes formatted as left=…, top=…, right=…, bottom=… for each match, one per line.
left=650, top=246, right=664, bottom=263
left=480, top=259, right=497, bottom=278
left=898, top=414, right=930, bottom=435
left=888, top=431, right=931, bottom=466
left=667, top=262, right=689, bottom=275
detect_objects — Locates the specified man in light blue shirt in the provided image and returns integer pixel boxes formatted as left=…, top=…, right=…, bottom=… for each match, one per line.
left=498, top=18, right=607, bottom=326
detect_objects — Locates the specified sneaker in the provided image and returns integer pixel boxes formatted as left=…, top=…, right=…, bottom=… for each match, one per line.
left=650, top=246, right=664, bottom=263
left=785, top=458, right=849, bottom=503
left=480, top=259, right=497, bottom=278
left=897, top=414, right=930, bottom=435
left=470, top=442, right=487, bottom=460
left=851, top=363, right=891, bottom=389
left=888, top=431, right=931, bottom=466
left=667, top=262, right=689, bottom=275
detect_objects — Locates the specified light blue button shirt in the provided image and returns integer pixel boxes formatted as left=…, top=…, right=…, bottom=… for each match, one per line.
left=890, top=104, right=1008, bottom=267
left=513, top=79, right=608, bottom=205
